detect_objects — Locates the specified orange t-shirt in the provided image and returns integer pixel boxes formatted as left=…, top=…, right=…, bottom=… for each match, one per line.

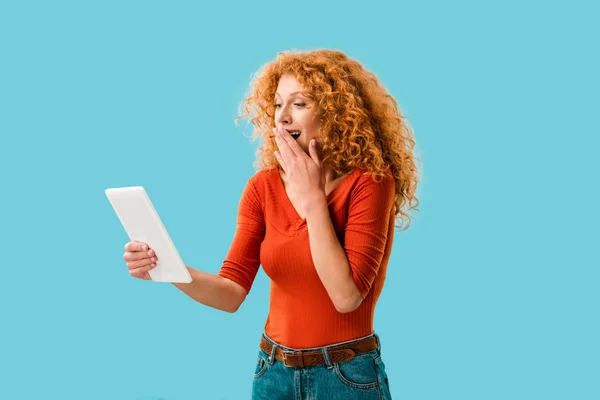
left=218, top=167, right=396, bottom=349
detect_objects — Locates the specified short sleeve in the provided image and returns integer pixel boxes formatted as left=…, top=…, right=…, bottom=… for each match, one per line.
left=344, top=171, right=395, bottom=298
left=218, top=179, right=265, bottom=294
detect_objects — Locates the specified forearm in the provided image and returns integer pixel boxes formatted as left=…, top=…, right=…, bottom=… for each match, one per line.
left=171, top=266, right=247, bottom=313
left=304, top=193, right=362, bottom=313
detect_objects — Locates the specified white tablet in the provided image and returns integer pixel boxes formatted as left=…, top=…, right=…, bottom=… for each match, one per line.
left=105, top=186, right=192, bottom=283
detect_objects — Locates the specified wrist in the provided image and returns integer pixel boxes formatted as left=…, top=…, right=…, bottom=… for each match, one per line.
left=302, top=190, right=327, bottom=215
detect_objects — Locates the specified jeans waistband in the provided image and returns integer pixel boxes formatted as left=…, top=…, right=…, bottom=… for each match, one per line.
left=262, top=332, right=381, bottom=353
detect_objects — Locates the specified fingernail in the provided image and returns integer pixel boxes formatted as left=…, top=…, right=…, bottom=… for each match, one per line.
left=142, top=245, right=148, bottom=251
left=151, top=263, right=156, bottom=268
left=147, top=251, right=153, bottom=256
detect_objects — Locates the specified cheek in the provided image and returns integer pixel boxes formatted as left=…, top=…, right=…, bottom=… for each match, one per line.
left=303, top=114, right=320, bottom=131
left=310, top=111, right=322, bottom=129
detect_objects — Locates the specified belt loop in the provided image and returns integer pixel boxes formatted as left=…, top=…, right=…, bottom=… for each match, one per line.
left=269, top=342, right=277, bottom=365
left=374, top=333, right=381, bottom=352
left=269, top=343, right=277, bottom=365
left=321, top=346, right=333, bottom=369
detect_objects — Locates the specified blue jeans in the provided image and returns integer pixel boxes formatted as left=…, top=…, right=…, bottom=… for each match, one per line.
left=252, top=333, right=392, bottom=399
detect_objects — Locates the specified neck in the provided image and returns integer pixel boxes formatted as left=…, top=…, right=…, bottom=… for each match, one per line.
left=322, top=163, right=342, bottom=185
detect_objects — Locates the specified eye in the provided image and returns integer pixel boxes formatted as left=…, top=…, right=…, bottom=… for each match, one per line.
left=273, top=102, right=306, bottom=109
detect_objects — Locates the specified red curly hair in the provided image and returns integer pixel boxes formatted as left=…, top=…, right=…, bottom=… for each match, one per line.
left=236, top=49, right=421, bottom=230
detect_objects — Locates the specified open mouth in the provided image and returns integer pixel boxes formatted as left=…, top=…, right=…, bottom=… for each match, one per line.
left=287, top=130, right=301, bottom=140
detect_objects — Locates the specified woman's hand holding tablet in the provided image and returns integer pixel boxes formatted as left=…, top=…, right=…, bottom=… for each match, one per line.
left=123, top=240, right=158, bottom=280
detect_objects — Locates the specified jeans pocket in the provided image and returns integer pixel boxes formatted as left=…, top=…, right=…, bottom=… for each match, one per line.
left=374, top=354, right=392, bottom=399
left=253, top=351, right=269, bottom=379
left=332, top=352, right=380, bottom=389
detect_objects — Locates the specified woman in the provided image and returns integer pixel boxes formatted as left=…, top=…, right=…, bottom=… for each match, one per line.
left=123, top=49, right=420, bottom=399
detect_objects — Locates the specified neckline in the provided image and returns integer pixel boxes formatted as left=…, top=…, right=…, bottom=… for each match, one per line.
left=275, top=168, right=357, bottom=225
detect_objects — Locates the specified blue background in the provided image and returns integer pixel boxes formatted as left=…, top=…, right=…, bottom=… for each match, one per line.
left=1, top=0, right=598, bottom=399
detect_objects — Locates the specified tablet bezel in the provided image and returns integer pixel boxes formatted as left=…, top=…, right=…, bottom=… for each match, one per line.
left=105, top=186, right=193, bottom=283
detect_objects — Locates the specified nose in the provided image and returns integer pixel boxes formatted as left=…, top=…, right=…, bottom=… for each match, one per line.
left=275, top=104, right=292, bottom=126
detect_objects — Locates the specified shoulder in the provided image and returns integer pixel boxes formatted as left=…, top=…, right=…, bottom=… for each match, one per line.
left=354, top=166, right=395, bottom=189
left=347, top=167, right=395, bottom=202
left=244, top=167, right=279, bottom=197
left=247, top=167, right=277, bottom=186
left=346, top=167, right=395, bottom=217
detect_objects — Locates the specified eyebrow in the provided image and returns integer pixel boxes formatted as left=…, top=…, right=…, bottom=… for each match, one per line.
left=275, top=91, right=304, bottom=97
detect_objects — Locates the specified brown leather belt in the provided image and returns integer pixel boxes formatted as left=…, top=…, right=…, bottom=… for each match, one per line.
left=259, top=335, right=379, bottom=368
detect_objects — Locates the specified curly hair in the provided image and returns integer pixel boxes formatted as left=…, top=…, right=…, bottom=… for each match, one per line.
left=236, top=49, right=421, bottom=231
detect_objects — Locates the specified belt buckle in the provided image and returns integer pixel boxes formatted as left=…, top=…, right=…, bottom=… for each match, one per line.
left=282, top=350, right=307, bottom=368
left=282, top=351, right=294, bottom=368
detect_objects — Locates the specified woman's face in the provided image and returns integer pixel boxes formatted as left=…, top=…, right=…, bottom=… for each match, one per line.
left=274, top=74, right=322, bottom=155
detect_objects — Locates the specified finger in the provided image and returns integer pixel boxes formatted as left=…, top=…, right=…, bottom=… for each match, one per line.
left=126, top=257, right=158, bottom=270
left=308, top=138, right=321, bottom=165
left=125, top=241, right=148, bottom=252
left=275, top=128, right=297, bottom=162
left=274, top=150, right=287, bottom=171
left=123, top=248, right=156, bottom=262
left=278, top=127, right=305, bottom=157
left=130, top=267, right=153, bottom=280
